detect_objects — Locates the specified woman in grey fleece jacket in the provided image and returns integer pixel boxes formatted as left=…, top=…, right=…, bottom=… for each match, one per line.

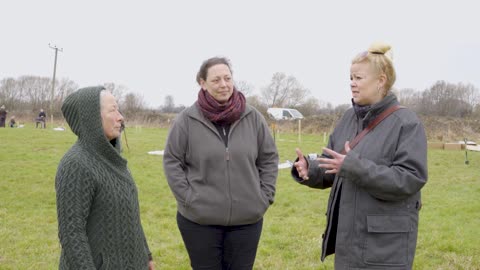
left=293, top=43, right=428, bottom=269
left=163, top=57, right=278, bottom=270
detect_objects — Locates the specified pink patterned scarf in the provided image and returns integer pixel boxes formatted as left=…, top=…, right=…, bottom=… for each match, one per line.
left=197, top=88, right=246, bottom=124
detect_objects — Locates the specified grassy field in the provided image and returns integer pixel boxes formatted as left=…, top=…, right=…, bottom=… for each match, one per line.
left=0, top=125, right=479, bottom=269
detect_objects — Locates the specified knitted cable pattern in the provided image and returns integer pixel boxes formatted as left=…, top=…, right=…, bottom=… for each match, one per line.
left=56, top=86, right=151, bottom=269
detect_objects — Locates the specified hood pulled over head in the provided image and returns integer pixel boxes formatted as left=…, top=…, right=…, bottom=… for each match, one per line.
left=62, top=86, right=105, bottom=138
left=61, top=86, right=124, bottom=159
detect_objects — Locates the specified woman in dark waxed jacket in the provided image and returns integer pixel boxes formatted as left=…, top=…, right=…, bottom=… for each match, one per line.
left=292, top=42, right=428, bottom=269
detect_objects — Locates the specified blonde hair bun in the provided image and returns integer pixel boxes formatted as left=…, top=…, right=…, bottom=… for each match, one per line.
left=368, top=41, right=393, bottom=61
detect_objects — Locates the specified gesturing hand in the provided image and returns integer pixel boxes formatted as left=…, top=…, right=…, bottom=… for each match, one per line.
left=318, top=141, right=351, bottom=174
left=294, top=148, right=309, bottom=181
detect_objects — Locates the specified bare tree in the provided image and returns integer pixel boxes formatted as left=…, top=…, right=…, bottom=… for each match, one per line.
left=19, top=76, right=51, bottom=112
left=121, top=92, right=145, bottom=118
left=395, top=88, right=415, bottom=105
left=317, top=102, right=335, bottom=115
left=261, top=73, right=286, bottom=107
left=458, top=82, right=479, bottom=108
left=51, top=78, right=78, bottom=117
left=285, top=76, right=310, bottom=107
left=235, top=80, right=254, bottom=97
left=162, top=95, right=175, bottom=113
left=295, top=97, right=320, bottom=117
left=0, top=76, right=77, bottom=117
left=261, top=72, right=309, bottom=107
left=246, top=95, right=267, bottom=114
left=0, top=77, right=22, bottom=110
left=418, top=80, right=478, bottom=117
left=334, top=104, right=350, bottom=116
left=394, top=88, right=422, bottom=112
left=103, top=82, right=127, bottom=104
left=473, top=104, right=480, bottom=118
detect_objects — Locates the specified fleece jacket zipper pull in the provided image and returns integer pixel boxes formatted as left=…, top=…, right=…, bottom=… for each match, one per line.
left=225, top=147, right=230, bottom=161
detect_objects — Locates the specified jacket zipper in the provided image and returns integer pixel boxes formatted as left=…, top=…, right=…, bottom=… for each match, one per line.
left=226, top=146, right=232, bottom=225
left=222, top=126, right=232, bottom=223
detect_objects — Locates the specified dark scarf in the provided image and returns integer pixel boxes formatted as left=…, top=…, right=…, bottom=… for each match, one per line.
left=197, top=88, right=246, bottom=125
left=352, top=99, right=372, bottom=119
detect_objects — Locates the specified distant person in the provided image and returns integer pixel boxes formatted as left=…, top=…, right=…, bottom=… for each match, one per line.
left=0, top=105, right=7, bottom=127
left=9, top=116, right=16, bottom=128
left=36, top=108, right=47, bottom=128
left=55, top=86, right=154, bottom=270
left=291, top=42, right=428, bottom=269
left=163, top=57, right=278, bottom=270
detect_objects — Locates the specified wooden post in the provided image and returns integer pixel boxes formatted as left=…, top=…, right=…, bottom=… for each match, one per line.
left=298, top=119, right=302, bottom=143
left=49, top=44, right=63, bottom=127
left=271, top=122, right=276, bottom=143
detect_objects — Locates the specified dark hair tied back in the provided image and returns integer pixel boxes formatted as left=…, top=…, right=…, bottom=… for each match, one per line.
left=196, top=57, right=232, bottom=85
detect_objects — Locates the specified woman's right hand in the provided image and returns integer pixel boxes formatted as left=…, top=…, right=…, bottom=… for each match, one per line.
left=294, top=148, right=309, bottom=181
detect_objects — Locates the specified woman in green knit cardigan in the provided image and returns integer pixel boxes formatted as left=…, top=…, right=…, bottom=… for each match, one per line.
left=55, top=86, right=154, bottom=269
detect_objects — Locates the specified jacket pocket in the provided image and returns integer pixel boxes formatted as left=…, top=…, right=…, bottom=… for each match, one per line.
left=184, top=186, right=193, bottom=208
left=363, top=215, right=411, bottom=266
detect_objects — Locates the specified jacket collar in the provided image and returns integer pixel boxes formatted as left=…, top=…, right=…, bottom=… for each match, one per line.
left=353, top=92, right=400, bottom=128
left=353, top=92, right=399, bottom=120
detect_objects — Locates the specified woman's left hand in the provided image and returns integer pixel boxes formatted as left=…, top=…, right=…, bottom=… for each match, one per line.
left=318, top=141, right=351, bottom=174
left=148, top=260, right=155, bottom=270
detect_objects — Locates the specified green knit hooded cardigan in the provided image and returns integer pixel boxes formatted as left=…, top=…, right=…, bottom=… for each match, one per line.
left=55, top=86, right=151, bottom=269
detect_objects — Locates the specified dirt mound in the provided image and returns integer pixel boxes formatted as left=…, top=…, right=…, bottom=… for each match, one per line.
left=419, top=116, right=480, bottom=142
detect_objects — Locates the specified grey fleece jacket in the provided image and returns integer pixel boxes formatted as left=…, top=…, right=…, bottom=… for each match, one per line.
left=292, top=94, right=428, bottom=269
left=163, top=103, right=278, bottom=226
left=55, top=86, right=151, bottom=270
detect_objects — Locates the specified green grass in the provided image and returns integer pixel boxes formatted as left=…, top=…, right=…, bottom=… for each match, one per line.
left=0, top=126, right=479, bottom=269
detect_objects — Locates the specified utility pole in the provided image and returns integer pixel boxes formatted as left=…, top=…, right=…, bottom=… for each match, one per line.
left=49, top=44, right=63, bottom=127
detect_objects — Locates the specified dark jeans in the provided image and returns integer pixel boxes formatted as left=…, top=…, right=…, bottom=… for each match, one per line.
left=177, top=212, right=263, bottom=270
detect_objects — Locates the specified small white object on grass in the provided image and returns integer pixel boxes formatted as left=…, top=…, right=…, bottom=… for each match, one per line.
left=278, top=160, right=293, bottom=169
left=148, top=150, right=164, bottom=155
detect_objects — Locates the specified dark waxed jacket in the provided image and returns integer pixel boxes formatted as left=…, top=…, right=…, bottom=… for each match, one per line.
left=164, top=103, right=278, bottom=226
left=292, top=93, right=427, bottom=269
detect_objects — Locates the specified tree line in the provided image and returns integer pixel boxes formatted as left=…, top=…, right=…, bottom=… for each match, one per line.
left=0, top=77, right=148, bottom=120
left=1, top=74, right=479, bottom=123
left=243, top=73, right=480, bottom=119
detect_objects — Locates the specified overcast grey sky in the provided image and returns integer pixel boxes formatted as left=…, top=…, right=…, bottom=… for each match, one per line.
left=1, top=0, right=478, bottom=108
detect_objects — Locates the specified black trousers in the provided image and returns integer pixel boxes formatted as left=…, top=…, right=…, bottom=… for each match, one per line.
left=177, top=212, right=263, bottom=270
